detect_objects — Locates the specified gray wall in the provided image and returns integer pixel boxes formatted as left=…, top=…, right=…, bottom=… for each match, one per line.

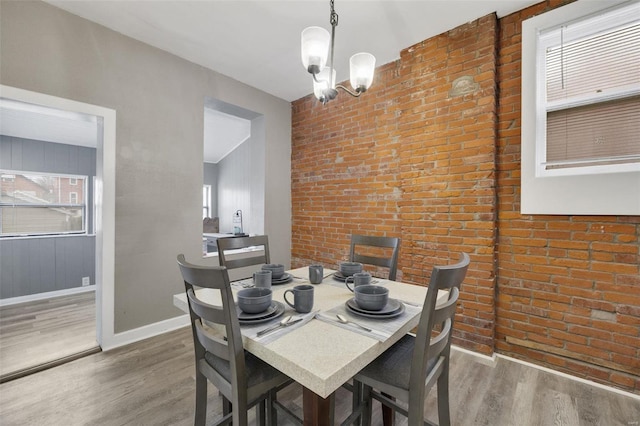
left=0, top=1, right=292, bottom=332
left=217, top=116, right=266, bottom=236
left=203, top=162, right=218, bottom=219
left=0, top=136, right=96, bottom=298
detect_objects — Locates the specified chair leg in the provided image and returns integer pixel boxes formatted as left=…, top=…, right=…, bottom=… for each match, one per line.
left=361, top=384, right=373, bottom=426
left=194, top=372, right=208, bottom=426
left=223, top=396, right=232, bottom=417
left=267, top=390, right=278, bottom=426
left=257, top=399, right=266, bottom=426
left=437, top=371, right=451, bottom=426
left=381, top=392, right=395, bottom=426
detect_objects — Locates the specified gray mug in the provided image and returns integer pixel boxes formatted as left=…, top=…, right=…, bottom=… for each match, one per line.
left=309, top=265, right=324, bottom=284
left=345, top=272, right=372, bottom=292
left=253, top=270, right=272, bottom=289
left=284, top=284, right=314, bottom=313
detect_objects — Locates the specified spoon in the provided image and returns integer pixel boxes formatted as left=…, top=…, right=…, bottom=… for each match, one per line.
left=257, top=315, right=292, bottom=336
left=336, top=314, right=371, bottom=332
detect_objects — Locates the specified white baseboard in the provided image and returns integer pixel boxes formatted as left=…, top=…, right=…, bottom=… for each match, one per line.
left=451, top=344, right=497, bottom=366
left=0, top=285, right=96, bottom=307
left=100, top=314, right=190, bottom=351
left=452, top=345, right=639, bottom=401
left=496, top=353, right=640, bottom=401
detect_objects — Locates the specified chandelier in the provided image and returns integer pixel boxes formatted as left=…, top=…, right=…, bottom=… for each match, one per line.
left=301, top=0, right=376, bottom=104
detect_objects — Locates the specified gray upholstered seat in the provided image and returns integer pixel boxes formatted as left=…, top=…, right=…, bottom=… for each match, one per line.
left=350, top=253, right=470, bottom=426
left=349, top=234, right=401, bottom=281
left=177, top=254, right=292, bottom=426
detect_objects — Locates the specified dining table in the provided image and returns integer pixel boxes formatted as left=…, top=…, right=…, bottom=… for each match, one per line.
left=173, top=266, right=448, bottom=426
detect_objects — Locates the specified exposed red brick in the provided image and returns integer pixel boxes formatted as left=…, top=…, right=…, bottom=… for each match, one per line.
left=292, top=0, right=640, bottom=394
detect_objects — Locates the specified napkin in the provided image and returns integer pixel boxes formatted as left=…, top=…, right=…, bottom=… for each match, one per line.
left=243, top=310, right=317, bottom=345
left=315, top=303, right=422, bottom=342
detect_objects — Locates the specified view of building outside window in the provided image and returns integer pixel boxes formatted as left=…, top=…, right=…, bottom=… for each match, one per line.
left=0, top=171, right=87, bottom=236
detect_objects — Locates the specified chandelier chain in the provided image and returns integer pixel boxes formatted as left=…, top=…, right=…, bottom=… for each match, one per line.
left=329, top=0, right=338, bottom=27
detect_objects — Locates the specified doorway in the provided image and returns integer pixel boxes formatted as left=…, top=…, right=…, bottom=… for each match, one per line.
left=0, top=85, right=116, bottom=380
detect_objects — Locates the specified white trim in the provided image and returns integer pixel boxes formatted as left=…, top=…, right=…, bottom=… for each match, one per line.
left=451, top=345, right=640, bottom=401
left=520, top=0, right=640, bottom=215
left=496, top=353, right=640, bottom=401
left=0, top=84, right=117, bottom=350
left=451, top=345, right=497, bottom=367
left=0, top=285, right=96, bottom=307
left=100, top=314, right=190, bottom=351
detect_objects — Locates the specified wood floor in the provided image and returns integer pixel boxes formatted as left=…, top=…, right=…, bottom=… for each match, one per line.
left=0, top=326, right=638, bottom=425
left=0, top=291, right=98, bottom=379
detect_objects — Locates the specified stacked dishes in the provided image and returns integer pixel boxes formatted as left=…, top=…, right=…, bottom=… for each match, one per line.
left=345, top=298, right=405, bottom=319
left=262, top=264, right=293, bottom=285
left=333, top=261, right=363, bottom=281
left=236, top=288, right=285, bottom=325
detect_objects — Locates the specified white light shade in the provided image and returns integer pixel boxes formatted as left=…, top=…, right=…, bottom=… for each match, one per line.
left=301, top=26, right=330, bottom=72
left=313, top=68, right=336, bottom=100
left=349, top=52, right=376, bottom=91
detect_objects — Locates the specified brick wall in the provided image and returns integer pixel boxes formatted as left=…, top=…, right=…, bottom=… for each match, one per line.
left=291, top=1, right=640, bottom=393
left=292, top=14, right=499, bottom=356
left=496, top=1, right=640, bottom=393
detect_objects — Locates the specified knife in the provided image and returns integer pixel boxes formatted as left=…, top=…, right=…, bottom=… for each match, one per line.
left=256, top=318, right=303, bottom=337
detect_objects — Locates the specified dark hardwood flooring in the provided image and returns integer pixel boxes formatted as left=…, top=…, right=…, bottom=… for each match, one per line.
left=0, top=326, right=638, bottom=425
left=0, top=291, right=98, bottom=380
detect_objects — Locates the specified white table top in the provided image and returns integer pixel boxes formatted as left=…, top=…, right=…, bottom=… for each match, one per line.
left=173, top=267, right=446, bottom=398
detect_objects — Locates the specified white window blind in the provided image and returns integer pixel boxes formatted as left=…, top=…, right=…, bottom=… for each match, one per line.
left=538, top=2, right=640, bottom=173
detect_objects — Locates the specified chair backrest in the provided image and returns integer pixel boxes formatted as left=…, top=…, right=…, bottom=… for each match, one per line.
left=216, top=235, right=270, bottom=271
left=409, top=253, right=470, bottom=402
left=176, top=255, right=247, bottom=399
left=349, top=234, right=401, bottom=280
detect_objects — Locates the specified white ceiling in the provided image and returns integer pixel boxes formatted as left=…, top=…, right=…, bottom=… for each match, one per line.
left=44, top=0, right=541, bottom=102
left=0, top=99, right=99, bottom=148
left=204, top=108, right=251, bottom=163
left=4, top=1, right=541, bottom=158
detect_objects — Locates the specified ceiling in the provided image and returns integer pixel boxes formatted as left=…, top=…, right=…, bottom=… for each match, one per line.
left=44, top=0, right=541, bottom=102
left=3, top=1, right=540, bottom=159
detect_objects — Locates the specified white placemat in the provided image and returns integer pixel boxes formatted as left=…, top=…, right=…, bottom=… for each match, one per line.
left=315, top=302, right=422, bottom=342
left=242, top=310, right=317, bottom=344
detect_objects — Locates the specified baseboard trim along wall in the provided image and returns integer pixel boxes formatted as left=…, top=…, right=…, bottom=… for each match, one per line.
left=100, top=322, right=639, bottom=401
left=101, top=314, right=190, bottom=351
left=451, top=345, right=639, bottom=401
left=0, top=285, right=96, bottom=307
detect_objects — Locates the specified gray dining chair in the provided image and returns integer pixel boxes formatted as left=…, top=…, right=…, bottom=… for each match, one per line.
left=349, top=234, right=401, bottom=280
left=217, top=235, right=270, bottom=275
left=177, top=254, right=292, bottom=426
left=349, top=252, right=470, bottom=426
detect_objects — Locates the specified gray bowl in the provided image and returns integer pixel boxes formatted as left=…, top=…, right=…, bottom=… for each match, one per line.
left=262, top=263, right=285, bottom=279
left=237, top=287, right=272, bottom=313
left=339, top=262, right=363, bottom=277
left=354, top=285, right=389, bottom=311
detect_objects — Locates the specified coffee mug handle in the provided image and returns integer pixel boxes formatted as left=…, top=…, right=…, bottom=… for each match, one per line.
left=345, top=276, right=355, bottom=292
left=283, top=289, right=295, bottom=309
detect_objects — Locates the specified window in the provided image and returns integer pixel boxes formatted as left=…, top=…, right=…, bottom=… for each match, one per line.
left=521, top=1, right=640, bottom=215
left=0, top=170, right=88, bottom=237
left=203, top=185, right=212, bottom=219
left=536, top=2, right=640, bottom=176
left=69, top=178, right=77, bottom=186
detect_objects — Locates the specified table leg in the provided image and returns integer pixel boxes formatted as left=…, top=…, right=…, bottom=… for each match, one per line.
left=382, top=392, right=395, bottom=426
left=303, top=387, right=334, bottom=426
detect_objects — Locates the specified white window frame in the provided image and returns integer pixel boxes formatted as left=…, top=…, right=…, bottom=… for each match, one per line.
left=535, top=1, right=640, bottom=178
left=203, top=184, right=212, bottom=219
left=0, top=169, right=88, bottom=237
left=521, top=0, right=640, bottom=215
